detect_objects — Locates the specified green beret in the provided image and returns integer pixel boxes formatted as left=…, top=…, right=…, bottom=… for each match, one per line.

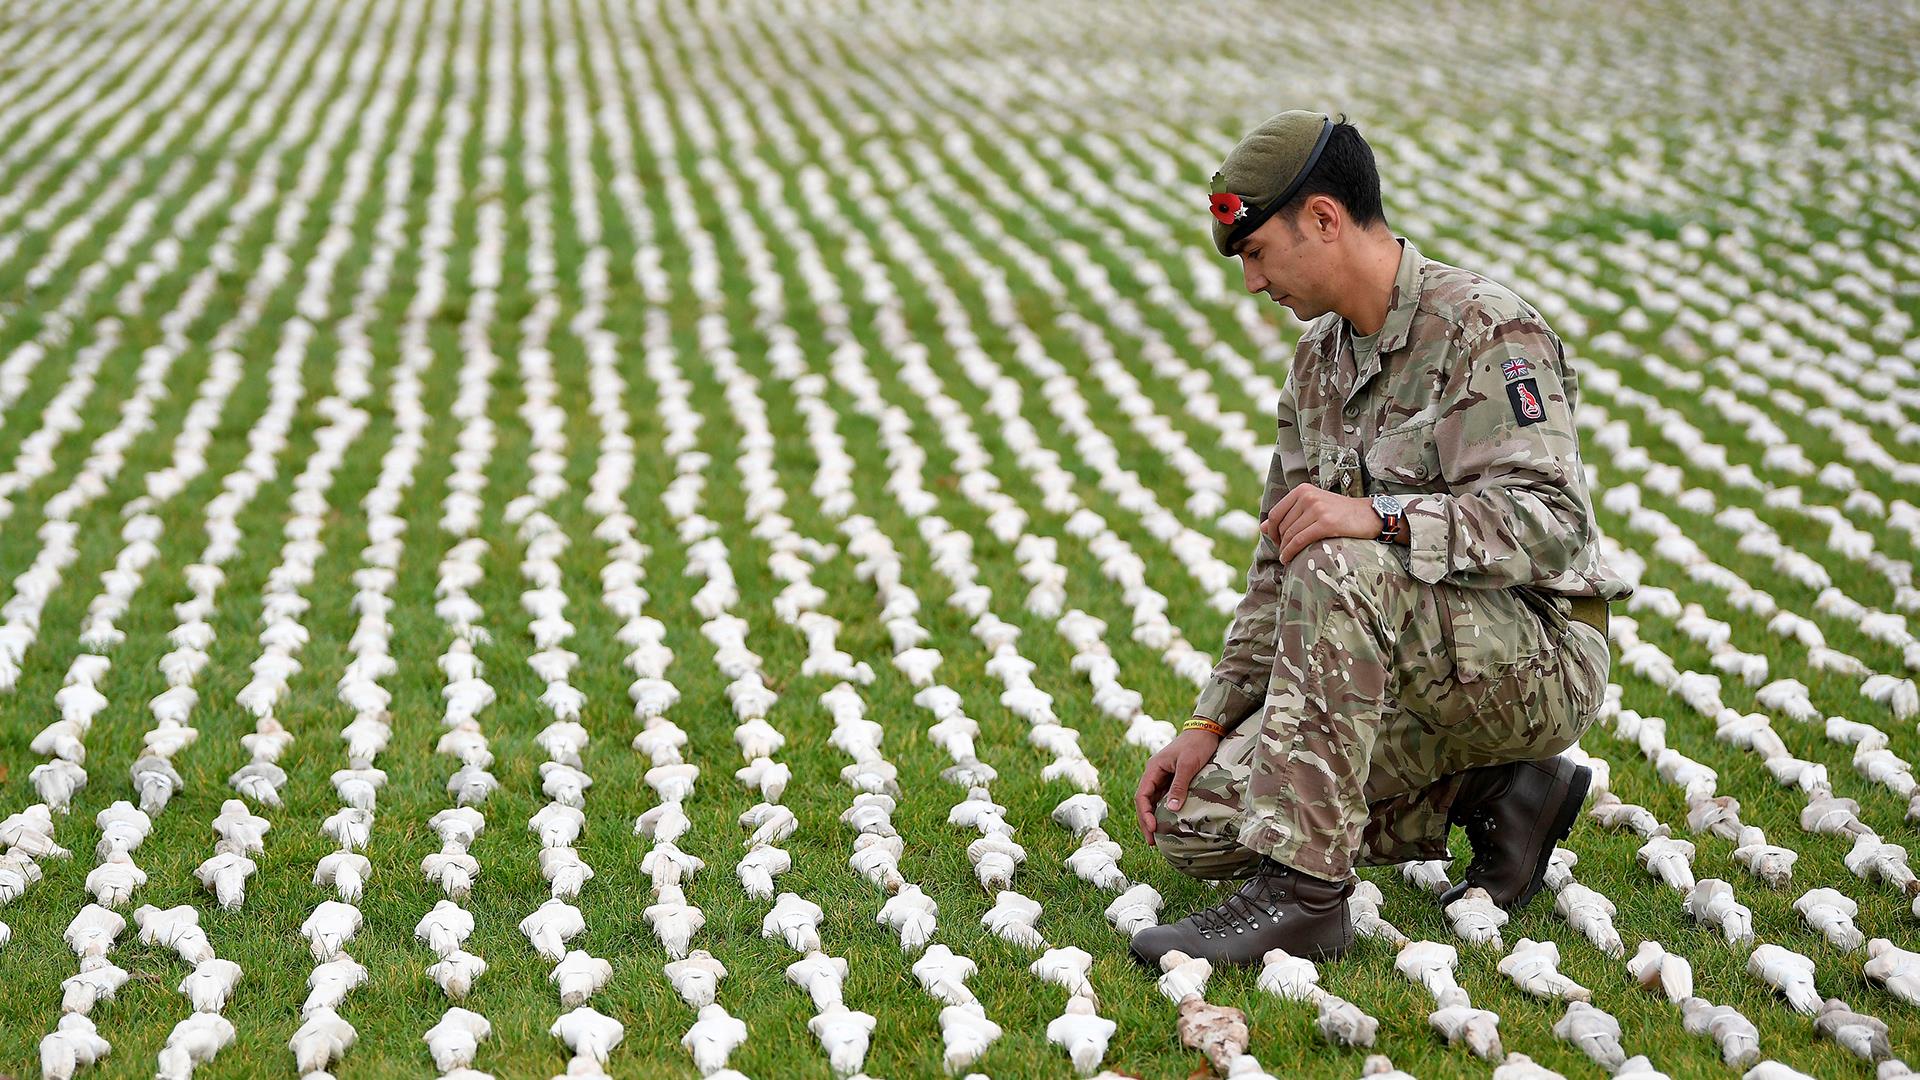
left=1208, top=110, right=1334, bottom=257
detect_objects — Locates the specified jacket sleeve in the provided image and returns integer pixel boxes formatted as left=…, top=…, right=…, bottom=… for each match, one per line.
left=1191, top=376, right=1310, bottom=731
left=1398, top=314, right=1593, bottom=590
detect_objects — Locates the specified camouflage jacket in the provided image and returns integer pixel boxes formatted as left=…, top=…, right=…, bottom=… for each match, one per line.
left=1194, top=237, right=1634, bottom=731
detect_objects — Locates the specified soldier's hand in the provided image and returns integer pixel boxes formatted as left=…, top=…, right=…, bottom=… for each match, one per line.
left=1265, top=483, right=1382, bottom=563
left=1134, top=727, right=1222, bottom=846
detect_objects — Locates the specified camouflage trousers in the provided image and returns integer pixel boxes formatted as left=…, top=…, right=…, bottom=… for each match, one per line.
left=1156, top=537, right=1610, bottom=883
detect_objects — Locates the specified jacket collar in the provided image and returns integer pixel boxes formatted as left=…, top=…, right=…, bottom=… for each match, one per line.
left=1343, top=236, right=1424, bottom=395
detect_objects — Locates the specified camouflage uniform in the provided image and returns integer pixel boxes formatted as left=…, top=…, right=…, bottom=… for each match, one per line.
left=1161, top=237, right=1634, bottom=883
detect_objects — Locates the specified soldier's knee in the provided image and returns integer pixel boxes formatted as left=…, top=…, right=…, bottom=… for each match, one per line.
left=1284, top=536, right=1392, bottom=584
left=1155, top=830, right=1262, bottom=881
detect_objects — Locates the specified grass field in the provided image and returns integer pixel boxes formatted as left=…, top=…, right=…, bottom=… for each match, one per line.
left=0, top=0, right=1918, bottom=1077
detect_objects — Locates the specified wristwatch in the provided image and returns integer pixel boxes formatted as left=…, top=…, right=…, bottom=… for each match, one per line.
left=1370, top=493, right=1403, bottom=542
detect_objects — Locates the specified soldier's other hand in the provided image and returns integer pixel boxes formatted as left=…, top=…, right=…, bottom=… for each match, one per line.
left=1265, top=483, right=1381, bottom=563
left=1133, top=727, right=1221, bottom=846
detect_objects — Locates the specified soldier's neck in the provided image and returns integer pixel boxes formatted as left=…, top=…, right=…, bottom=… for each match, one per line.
left=1338, top=233, right=1405, bottom=338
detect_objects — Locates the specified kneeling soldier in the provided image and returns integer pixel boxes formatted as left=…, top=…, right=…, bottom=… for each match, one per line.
left=1131, top=111, right=1633, bottom=967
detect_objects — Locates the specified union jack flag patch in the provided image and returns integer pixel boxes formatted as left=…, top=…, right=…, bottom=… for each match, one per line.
left=1501, top=357, right=1531, bottom=381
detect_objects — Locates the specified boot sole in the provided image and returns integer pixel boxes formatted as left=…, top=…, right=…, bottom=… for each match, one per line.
left=1506, top=759, right=1591, bottom=910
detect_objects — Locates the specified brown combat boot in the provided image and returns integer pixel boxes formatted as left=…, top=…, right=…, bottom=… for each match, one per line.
left=1437, top=755, right=1592, bottom=910
left=1129, top=856, right=1354, bottom=968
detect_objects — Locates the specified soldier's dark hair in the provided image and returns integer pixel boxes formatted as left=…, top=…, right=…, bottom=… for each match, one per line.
left=1274, top=115, right=1386, bottom=233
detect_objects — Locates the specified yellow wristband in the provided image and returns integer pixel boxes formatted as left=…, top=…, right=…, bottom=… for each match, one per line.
left=1183, top=718, right=1226, bottom=737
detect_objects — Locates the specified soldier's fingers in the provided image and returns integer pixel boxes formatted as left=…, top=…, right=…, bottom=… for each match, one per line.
left=1273, top=500, right=1322, bottom=560
left=1135, top=763, right=1169, bottom=840
left=1280, top=518, right=1336, bottom=564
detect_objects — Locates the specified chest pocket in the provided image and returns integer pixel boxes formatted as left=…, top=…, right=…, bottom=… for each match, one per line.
left=1364, top=419, right=1442, bottom=494
left=1302, top=431, right=1363, bottom=497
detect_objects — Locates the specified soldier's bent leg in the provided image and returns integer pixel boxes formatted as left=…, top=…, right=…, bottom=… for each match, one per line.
left=1235, top=537, right=1607, bottom=881
left=1152, top=723, right=1264, bottom=880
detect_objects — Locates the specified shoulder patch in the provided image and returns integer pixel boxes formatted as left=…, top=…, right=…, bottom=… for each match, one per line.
left=1506, top=377, right=1545, bottom=426
left=1501, top=357, right=1531, bottom=381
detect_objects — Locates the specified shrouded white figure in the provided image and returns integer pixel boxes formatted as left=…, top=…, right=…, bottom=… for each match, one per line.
left=84, top=845, right=143, bottom=903
left=1738, top=1062, right=1817, bottom=1080
left=736, top=845, right=791, bottom=900
left=665, top=951, right=728, bottom=1009
left=531, top=803, right=585, bottom=849
left=1845, top=834, right=1919, bottom=894
left=1553, top=883, right=1624, bottom=958
left=300, top=900, right=363, bottom=961
left=94, top=802, right=150, bottom=856
left=1257, top=947, right=1321, bottom=1001
left=1399, top=860, right=1452, bottom=896
left=877, top=884, right=937, bottom=951
left=64, top=904, right=123, bottom=958
left=1065, top=830, right=1126, bottom=890
left=680, top=1003, right=745, bottom=1075
left=1800, top=795, right=1864, bottom=837
left=981, top=891, right=1043, bottom=949
left=41, top=1013, right=111, bottom=1080
left=1686, top=879, right=1754, bottom=944
left=785, top=951, right=846, bottom=1010
left=966, top=835, right=1025, bottom=891
left=1, top=804, right=55, bottom=847
left=732, top=717, right=784, bottom=759
left=1051, top=793, right=1107, bottom=836
left=33, top=759, right=88, bottom=812
left=415, top=900, right=473, bottom=958
left=330, top=767, right=387, bottom=811
left=848, top=834, right=904, bottom=892
left=1813, top=998, right=1890, bottom=1062
left=631, top=722, right=688, bottom=765
left=634, top=802, right=691, bottom=845
left=1686, top=795, right=1744, bottom=840
left=61, top=957, right=129, bottom=1015
left=645, top=885, right=705, bottom=958
left=210, top=801, right=270, bottom=854
left=289, top=1007, right=356, bottom=1073
left=1747, top=944, right=1820, bottom=1014
left=629, top=677, right=680, bottom=718
left=540, top=847, right=594, bottom=900
left=1105, top=883, right=1162, bottom=938
left=430, top=806, right=485, bottom=849
left=313, top=850, right=371, bottom=903
left=520, top=898, right=585, bottom=961
left=303, top=954, right=368, bottom=1016
left=1046, top=993, right=1114, bottom=1076
left=1315, top=994, right=1378, bottom=1048
left=1429, top=986, right=1503, bottom=1061
left=550, top=950, right=612, bottom=1008
left=740, top=803, right=797, bottom=848
left=1498, top=938, right=1591, bottom=1002
left=1030, top=946, right=1095, bottom=999
left=424, top=1007, right=492, bottom=1071
left=551, top=1006, right=626, bottom=1067
left=911, top=944, right=977, bottom=1006
left=540, top=762, right=593, bottom=807
left=1553, top=1001, right=1625, bottom=1070
left=155, top=1010, right=234, bottom=1080
left=321, top=807, right=374, bottom=851
left=225, top=760, right=281, bottom=807
left=808, top=1004, right=875, bottom=1077
left=427, top=950, right=487, bottom=1000
left=1628, top=941, right=1694, bottom=1004
left=536, top=720, right=590, bottom=765
left=762, top=892, right=823, bottom=953
left=1445, top=888, right=1508, bottom=948
left=1797, top=887, right=1858, bottom=945
left=1864, top=938, right=1920, bottom=1005
left=1731, top=827, right=1797, bottom=887
left=422, top=847, right=480, bottom=900
left=735, top=757, right=790, bottom=801
left=1349, top=880, right=1410, bottom=946
left=1589, top=793, right=1665, bottom=837
left=0, top=853, right=41, bottom=905
left=1394, top=941, right=1460, bottom=1002
left=939, top=1003, right=1002, bottom=1072
left=1637, top=836, right=1697, bottom=892
left=1678, top=996, right=1759, bottom=1067
left=1157, top=950, right=1212, bottom=1004
left=195, top=851, right=255, bottom=910
left=447, top=763, right=498, bottom=805
left=134, top=905, right=214, bottom=965
left=1357, top=1055, right=1416, bottom=1079
left=1178, top=995, right=1249, bottom=1072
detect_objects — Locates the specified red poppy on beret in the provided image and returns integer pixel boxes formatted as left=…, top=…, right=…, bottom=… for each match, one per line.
left=1209, top=192, right=1250, bottom=226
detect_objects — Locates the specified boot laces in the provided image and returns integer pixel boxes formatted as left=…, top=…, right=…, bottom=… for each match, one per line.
left=1189, top=864, right=1286, bottom=936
